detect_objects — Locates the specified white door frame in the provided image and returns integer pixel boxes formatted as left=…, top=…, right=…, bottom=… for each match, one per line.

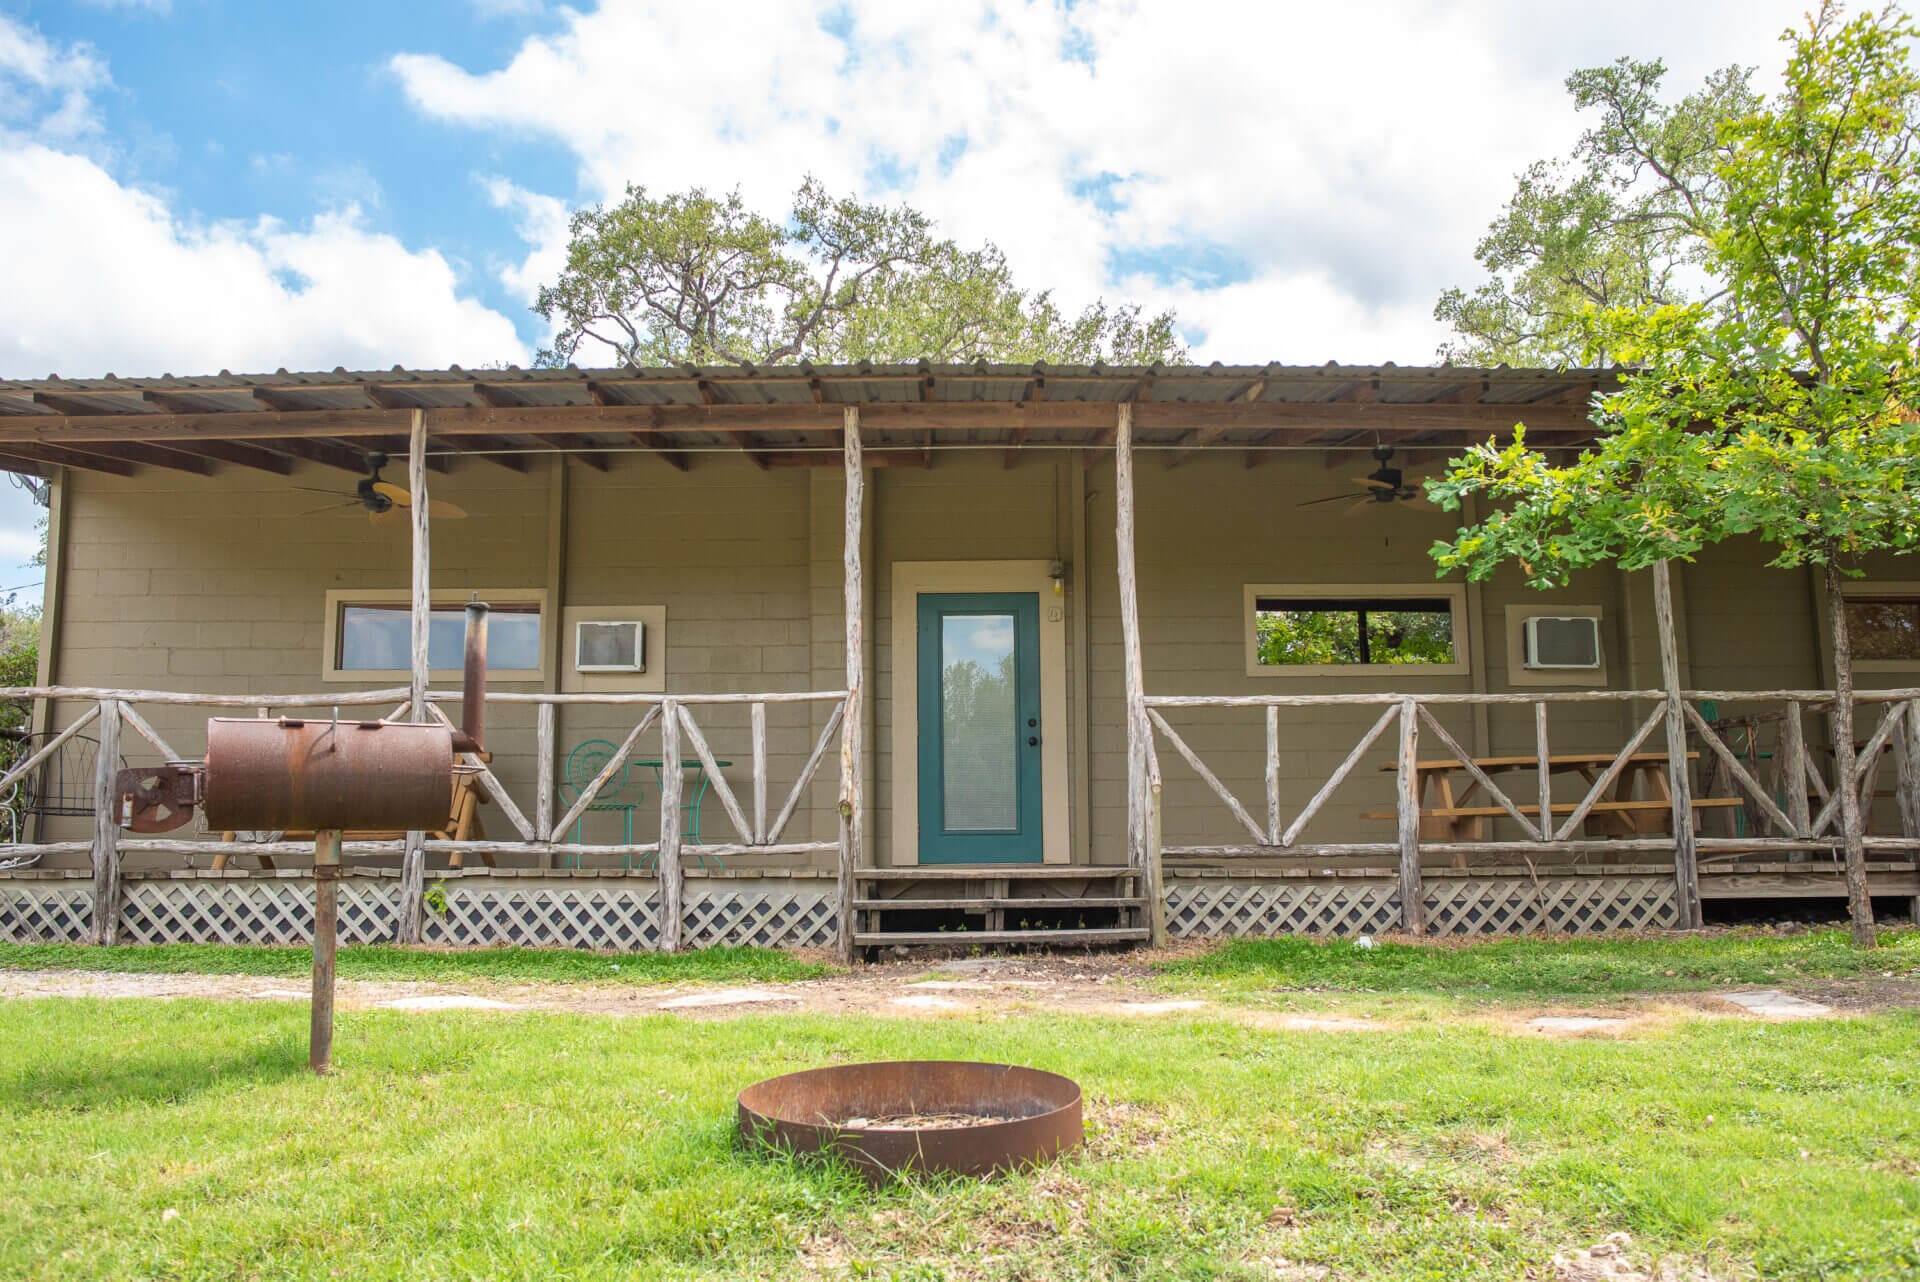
left=889, top=560, right=1070, bottom=865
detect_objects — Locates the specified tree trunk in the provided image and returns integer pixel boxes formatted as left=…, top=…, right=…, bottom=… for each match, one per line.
left=1825, top=560, right=1877, bottom=949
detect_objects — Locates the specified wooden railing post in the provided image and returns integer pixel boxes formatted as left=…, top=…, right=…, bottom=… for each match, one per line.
left=1395, top=698, right=1424, bottom=934
left=1534, top=701, right=1552, bottom=840
left=89, top=698, right=122, bottom=945
left=1652, top=559, right=1701, bottom=928
left=1265, top=705, right=1281, bottom=846
left=1782, top=699, right=1811, bottom=841
left=398, top=407, right=431, bottom=944
left=535, top=700, right=555, bottom=864
left=659, top=698, right=685, bottom=952
left=1897, top=698, right=1920, bottom=839
left=837, top=405, right=864, bottom=965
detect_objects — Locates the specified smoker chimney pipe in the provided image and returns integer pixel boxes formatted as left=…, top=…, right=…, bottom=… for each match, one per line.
left=456, top=596, right=489, bottom=754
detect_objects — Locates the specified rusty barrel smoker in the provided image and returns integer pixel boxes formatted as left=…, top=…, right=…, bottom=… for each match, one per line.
left=191, top=598, right=489, bottom=1073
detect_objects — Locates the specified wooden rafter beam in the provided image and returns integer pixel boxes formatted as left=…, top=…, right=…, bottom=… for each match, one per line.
left=1164, top=377, right=1269, bottom=468
left=0, top=442, right=139, bottom=476
left=1003, top=376, right=1044, bottom=468
left=0, top=398, right=1594, bottom=445
left=628, top=431, right=689, bottom=472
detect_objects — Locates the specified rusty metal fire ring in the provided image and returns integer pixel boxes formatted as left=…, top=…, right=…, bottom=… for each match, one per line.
left=738, top=1061, right=1082, bottom=1182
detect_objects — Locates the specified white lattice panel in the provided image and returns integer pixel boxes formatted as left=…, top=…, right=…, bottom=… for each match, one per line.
left=1166, top=881, right=1401, bottom=939
left=119, top=880, right=400, bottom=945
left=685, top=889, right=836, bottom=949
left=0, top=884, right=91, bottom=942
left=422, top=886, right=662, bottom=950
left=1423, top=876, right=1678, bottom=935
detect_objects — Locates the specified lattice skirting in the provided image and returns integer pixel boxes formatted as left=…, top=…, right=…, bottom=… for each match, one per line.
left=121, top=880, right=403, bottom=945
left=1422, top=876, right=1678, bottom=935
left=1166, top=881, right=1402, bottom=939
left=413, top=884, right=838, bottom=950
left=1166, top=875, right=1678, bottom=938
left=0, top=883, right=91, bottom=943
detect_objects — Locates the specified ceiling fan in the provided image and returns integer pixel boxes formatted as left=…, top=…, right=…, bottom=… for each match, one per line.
left=1298, top=444, right=1432, bottom=514
left=297, top=451, right=468, bottom=526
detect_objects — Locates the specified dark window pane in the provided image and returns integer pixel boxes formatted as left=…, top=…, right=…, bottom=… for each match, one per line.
left=1255, top=597, right=1455, bottom=667
left=1846, top=597, right=1920, bottom=661
left=338, top=603, right=541, bottom=671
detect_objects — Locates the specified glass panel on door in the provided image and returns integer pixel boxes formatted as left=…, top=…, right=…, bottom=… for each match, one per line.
left=940, top=612, right=1019, bottom=831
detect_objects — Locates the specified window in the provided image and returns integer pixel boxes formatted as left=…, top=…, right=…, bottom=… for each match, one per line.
left=322, top=589, right=547, bottom=681
left=1244, top=584, right=1468, bottom=676
left=1846, top=593, right=1920, bottom=663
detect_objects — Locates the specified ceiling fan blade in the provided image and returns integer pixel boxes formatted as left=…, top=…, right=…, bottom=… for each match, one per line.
left=1341, top=496, right=1383, bottom=518
left=297, top=501, right=359, bottom=516
left=369, top=506, right=406, bottom=528
left=291, top=485, right=351, bottom=497
left=425, top=498, right=468, bottom=520
left=1356, top=477, right=1395, bottom=490
left=372, top=481, right=413, bottom=507
left=1298, top=492, right=1364, bottom=507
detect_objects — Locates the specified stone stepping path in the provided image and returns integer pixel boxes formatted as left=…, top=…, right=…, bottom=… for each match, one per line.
left=378, top=994, right=517, bottom=1012
left=1718, top=989, right=1833, bottom=1019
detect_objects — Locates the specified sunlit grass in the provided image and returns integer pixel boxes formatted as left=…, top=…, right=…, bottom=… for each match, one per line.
left=2, top=994, right=1917, bottom=1279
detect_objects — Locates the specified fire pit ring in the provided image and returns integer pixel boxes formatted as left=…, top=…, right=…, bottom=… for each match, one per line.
left=738, top=1060, right=1082, bottom=1181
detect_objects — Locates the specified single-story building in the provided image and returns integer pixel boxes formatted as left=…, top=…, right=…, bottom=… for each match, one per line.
left=0, top=361, right=1915, bottom=958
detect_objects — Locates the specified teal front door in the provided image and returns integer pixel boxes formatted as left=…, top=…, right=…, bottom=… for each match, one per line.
left=916, top=592, right=1044, bottom=864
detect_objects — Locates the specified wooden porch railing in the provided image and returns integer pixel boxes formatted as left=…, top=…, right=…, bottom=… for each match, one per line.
left=1145, top=687, right=1920, bottom=933
left=0, top=685, right=849, bottom=950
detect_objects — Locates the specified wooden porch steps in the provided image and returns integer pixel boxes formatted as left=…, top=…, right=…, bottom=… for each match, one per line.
left=852, top=927, right=1148, bottom=947
left=852, top=865, right=1146, bottom=952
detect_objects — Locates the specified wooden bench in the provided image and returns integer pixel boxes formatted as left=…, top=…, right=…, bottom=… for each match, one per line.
left=1362, top=795, right=1745, bottom=835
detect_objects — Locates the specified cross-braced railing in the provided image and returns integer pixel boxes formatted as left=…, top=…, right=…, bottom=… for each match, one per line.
left=0, top=684, right=849, bottom=949
left=1145, top=687, right=1920, bottom=933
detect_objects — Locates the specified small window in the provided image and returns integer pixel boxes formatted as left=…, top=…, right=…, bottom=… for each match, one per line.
left=1245, top=585, right=1467, bottom=676
left=337, top=603, right=541, bottom=672
left=322, top=589, right=546, bottom=681
left=1846, top=594, right=1920, bottom=662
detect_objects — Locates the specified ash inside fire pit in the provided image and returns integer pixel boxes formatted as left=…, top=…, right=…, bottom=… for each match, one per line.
left=738, top=1060, right=1082, bottom=1181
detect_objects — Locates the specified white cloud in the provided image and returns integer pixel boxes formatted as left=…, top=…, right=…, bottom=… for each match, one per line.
left=0, top=12, right=110, bottom=139
left=394, top=0, right=1810, bottom=363
left=0, top=141, right=527, bottom=378
left=483, top=175, right=569, bottom=305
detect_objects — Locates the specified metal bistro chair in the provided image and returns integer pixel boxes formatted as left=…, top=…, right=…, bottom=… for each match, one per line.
left=11, top=729, right=124, bottom=840
left=558, top=739, right=643, bottom=868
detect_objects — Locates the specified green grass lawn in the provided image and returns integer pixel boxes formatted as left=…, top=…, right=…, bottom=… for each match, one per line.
left=3, top=993, right=1917, bottom=1279
left=0, top=941, right=832, bottom=986
left=1156, top=927, right=1920, bottom=999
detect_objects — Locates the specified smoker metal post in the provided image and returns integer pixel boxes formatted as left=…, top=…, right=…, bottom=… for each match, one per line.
left=400, top=408, right=431, bottom=943
left=311, top=827, right=342, bottom=1073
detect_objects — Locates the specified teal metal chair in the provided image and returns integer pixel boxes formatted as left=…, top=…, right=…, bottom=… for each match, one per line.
left=559, top=739, right=642, bottom=867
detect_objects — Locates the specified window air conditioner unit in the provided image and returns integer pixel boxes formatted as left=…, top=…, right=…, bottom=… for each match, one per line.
left=575, top=620, right=646, bottom=673
left=1523, top=616, right=1601, bottom=670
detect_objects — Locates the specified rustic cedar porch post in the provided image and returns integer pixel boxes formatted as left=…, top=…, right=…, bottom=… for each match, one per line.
left=1113, top=404, right=1165, bottom=945
left=397, top=408, right=430, bottom=944
left=1651, top=560, right=1702, bottom=927
left=836, top=406, right=864, bottom=964
left=88, top=698, right=122, bottom=944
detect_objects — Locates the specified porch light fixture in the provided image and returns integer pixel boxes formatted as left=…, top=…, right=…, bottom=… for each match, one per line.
left=1048, top=560, right=1066, bottom=596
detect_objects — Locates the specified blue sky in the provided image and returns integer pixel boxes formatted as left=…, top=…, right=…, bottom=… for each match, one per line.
left=0, top=0, right=1812, bottom=598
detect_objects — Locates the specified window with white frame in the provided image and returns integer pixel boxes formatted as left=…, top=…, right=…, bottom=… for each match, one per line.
left=323, top=589, right=546, bottom=680
left=1244, top=584, right=1469, bottom=676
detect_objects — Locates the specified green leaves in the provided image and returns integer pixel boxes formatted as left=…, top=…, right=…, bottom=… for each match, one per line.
left=1434, top=57, right=1757, bottom=366
left=534, top=177, right=1187, bottom=368
left=1433, top=2, right=1920, bottom=589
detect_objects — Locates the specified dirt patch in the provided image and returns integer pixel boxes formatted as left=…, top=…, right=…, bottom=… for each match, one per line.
left=1548, top=1233, right=1722, bottom=1281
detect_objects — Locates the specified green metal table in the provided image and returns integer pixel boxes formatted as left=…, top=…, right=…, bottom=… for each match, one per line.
left=637, top=757, right=732, bottom=868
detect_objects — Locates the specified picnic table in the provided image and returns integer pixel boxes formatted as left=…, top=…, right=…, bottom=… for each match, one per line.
left=1363, top=751, right=1742, bottom=846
